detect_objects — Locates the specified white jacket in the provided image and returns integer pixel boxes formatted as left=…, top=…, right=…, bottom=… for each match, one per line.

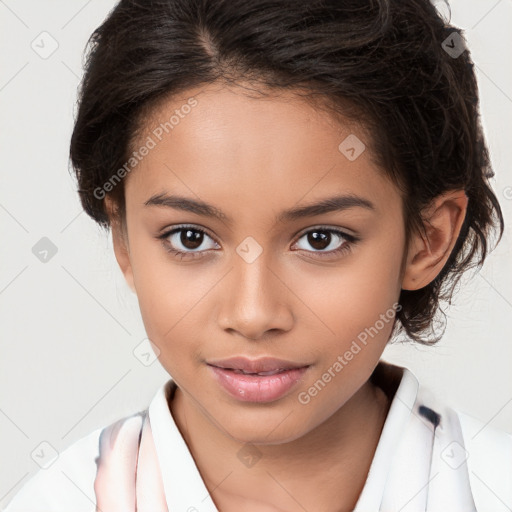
left=3, top=361, right=512, bottom=511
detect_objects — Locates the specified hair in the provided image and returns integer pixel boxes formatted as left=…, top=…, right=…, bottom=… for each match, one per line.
left=69, top=0, right=504, bottom=345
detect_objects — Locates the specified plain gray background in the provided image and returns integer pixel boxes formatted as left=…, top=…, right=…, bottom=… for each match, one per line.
left=1, top=0, right=511, bottom=507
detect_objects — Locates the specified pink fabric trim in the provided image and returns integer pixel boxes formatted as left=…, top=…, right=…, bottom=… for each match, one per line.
left=94, top=411, right=168, bottom=511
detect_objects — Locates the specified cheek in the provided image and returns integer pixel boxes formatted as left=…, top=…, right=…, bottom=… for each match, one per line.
left=308, top=237, right=403, bottom=382
left=125, top=234, right=203, bottom=366
left=296, top=259, right=401, bottom=420
left=319, top=245, right=402, bottom=335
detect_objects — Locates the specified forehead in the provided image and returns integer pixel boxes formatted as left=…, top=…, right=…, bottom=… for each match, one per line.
left=125, top=83, right=401, bottom=218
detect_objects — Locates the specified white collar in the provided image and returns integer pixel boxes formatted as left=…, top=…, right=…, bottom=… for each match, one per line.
left=353, top=362, right=420, bottom=510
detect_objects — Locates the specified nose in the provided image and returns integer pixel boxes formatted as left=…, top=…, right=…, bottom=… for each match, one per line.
left=216, top=249, right=294, bottom=341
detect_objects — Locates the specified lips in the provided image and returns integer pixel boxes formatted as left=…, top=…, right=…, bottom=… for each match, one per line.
left=206, top=356, right=309, bottom=375
left=207, top=362, right=311, bottom=402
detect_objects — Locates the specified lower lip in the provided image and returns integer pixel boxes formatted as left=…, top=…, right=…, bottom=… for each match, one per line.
left=207, top=364, right=310, bottom=402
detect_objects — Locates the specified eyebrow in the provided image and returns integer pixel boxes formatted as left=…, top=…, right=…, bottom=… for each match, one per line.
left=144, top=192, right=375, bottom=224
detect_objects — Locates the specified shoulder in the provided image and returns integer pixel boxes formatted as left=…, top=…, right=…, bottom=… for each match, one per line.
left=457, top=410, right=512, bottom=511
left=3, top=426, right=103, bottom=512
left=3, top=409, right=147, bottom=512
left=400, top=366, right=512, bottom=510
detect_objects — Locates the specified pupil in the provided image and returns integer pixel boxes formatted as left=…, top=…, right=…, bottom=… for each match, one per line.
left=309, top=231, right=330, bottom=250
left=181, top=229, right=203, bottom=249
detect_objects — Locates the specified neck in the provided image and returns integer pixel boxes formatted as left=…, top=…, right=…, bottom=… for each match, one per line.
left=169, top=378, right=390, bottom=512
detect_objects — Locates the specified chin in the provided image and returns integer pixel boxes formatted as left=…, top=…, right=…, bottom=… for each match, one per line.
left=214, top=408, right=311, bottom=446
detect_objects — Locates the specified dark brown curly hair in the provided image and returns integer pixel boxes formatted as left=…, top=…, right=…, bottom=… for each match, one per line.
left=69, top=0, right=504, bottom=345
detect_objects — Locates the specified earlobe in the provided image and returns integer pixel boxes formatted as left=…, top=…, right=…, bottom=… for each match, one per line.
left=105, top=196, right=136, bottom=294
left=401, top=190, right=468, bottom=291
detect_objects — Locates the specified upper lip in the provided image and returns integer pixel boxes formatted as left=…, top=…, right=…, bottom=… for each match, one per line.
left=207, top=356, right=309, bottom=373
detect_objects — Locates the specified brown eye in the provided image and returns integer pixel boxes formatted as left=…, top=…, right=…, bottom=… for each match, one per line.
left=291, top=226, right=359, bottom=260
left=295, top=228, right=354, bottom=253
left=158, top=225, right=220, bottom=259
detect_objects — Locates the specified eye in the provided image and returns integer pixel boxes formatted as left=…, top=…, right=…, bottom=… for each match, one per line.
left=292, top=226, right=358, bottom=258
left=157, top=225, right=220, bottom=260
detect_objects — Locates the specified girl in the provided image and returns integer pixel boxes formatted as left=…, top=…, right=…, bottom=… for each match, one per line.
left=5, top=0, right=511, bottom=510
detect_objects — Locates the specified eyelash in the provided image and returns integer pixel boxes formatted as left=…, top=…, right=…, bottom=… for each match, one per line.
left=156, top=224, right=359, bottom=261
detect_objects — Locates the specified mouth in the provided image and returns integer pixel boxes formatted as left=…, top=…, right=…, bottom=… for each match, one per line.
left=205, top=357, right=311, bottom=402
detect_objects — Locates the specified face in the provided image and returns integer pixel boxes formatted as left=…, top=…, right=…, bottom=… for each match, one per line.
left=113, top=82, right=407, bottom=444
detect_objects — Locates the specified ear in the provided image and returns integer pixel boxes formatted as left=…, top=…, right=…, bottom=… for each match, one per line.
left=105, top=196, right=136, bottom=294
left=401, top=189, right=468, bottom=291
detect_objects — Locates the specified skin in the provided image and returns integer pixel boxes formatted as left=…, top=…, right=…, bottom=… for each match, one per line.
left=106, top=82, right=468, bottom=512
